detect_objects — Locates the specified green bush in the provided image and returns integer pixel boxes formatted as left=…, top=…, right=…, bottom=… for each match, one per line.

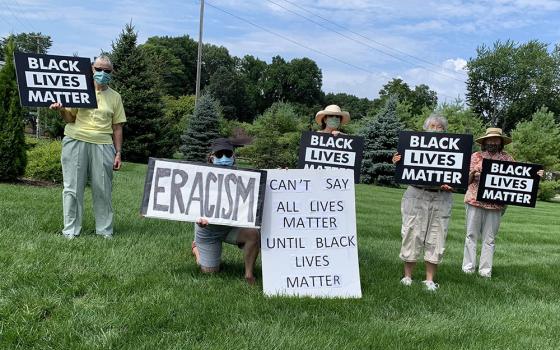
left=238, top=102, right=303, bottom=169
left=537, top=180, right=560, bottom=201
left=25, top=140, right=62, bottom=183
left=25, top=136, right=41, bottom=150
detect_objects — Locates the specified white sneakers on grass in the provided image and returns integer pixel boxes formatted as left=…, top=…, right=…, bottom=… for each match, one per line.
left=422, top=280, right=439, bottom=291
left=400, top=276, right=413, bottom=286
left=400, top=277, right=439, bottom=291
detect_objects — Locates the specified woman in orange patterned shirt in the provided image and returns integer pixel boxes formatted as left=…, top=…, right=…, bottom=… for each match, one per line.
left=462, top=128, right=542, bottom=277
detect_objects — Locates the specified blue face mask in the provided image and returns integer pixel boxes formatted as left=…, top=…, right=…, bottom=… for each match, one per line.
left=93, top=71, right=112, bottom=85
left=213, top=155, right=234, bottom=167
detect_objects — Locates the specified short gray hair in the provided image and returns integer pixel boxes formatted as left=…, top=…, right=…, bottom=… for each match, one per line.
left=94, top=55, right=113, bottom=69
left=423, top=113, right=448, bottom=131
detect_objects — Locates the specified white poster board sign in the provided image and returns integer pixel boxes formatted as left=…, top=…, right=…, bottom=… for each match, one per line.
left=261, top=169, right=362, bottom=298
left=141, top=158, right=266, bottom=228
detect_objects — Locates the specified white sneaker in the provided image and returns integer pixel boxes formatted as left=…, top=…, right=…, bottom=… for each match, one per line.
left=462, top=268, right=475, bottom=274
left=478, top=271, right=491, bottom=278
left=63, top=234, right=75, bottom=240
left=423, top=280, right=439, bottom=291
left=400, top=276, right=413, bottom=286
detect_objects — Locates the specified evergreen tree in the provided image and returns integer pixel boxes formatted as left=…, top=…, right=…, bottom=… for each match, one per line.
left=109, top=23, right=162, bottom=163
left=180, top=94, right=221, bottom=162
left=360, top=95, right=403, bottom=186
left=0, top=38, right=27, bottom=181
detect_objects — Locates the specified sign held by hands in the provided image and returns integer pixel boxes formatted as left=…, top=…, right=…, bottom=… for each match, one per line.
left=14, top=52, right=97, bottom=108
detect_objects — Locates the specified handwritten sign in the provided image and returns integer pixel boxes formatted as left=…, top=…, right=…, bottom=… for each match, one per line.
left=141, top=158, right=267, bottom=228
left=13, top=52, right=97, bottom=108
left=298, top=131, right=364, bottom=183
left=261, top=169, right=362, bottom=298
left=477, top=159, right=542, bottom=207
left=395, top=131, right=473, bottom=188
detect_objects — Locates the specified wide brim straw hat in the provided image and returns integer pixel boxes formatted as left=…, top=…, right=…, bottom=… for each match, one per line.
left=315, top=105, right=350, bottom=125
left=475, top=127, right=512, bottom=145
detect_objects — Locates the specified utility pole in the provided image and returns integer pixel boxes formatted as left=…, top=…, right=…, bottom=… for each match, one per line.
left=28, top=34, right=43, bottom=138
left=195, top=0, right=205, bottom=106
left=36, top=35, right=41, bottom=138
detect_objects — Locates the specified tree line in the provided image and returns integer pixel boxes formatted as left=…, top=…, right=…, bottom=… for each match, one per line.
left=1, top=24, right=560, bottom=199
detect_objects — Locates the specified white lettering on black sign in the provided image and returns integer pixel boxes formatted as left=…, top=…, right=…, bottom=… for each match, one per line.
left=476, top=159, right=542, bottom=208
left=298, top=131, right=364, bottom=183
left=394, top=131, right=473, bottom=188
left=261, top=169, right=362, bottom=298
left=141, top=158, right=267, bottom=228
left=14, top=53, right=97, bottom=108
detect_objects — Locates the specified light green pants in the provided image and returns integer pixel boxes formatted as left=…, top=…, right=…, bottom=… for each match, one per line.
left=61, top=136, right=115, bottom=237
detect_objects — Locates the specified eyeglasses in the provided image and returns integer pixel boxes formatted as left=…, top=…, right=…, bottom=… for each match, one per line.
left=93, top=67, right=112, bottom=73
left=214, top=150, right=233, bottom=158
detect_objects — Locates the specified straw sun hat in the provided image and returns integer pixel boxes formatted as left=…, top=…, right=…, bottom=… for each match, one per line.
left=315, top=105, right=350, bottom=125
left=475, top=127, right=512, bottom=145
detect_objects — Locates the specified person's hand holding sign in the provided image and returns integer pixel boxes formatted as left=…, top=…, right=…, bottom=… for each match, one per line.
left=49, top=102, right=76, bottom=123
left=392, top=152, right=401, bottom=164
left=537, top=170, right=544, bottom=178
left=196, top=217, right=209, bottom=228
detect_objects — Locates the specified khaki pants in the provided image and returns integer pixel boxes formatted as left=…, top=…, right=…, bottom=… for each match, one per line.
left=61, top=136, right=115, bottom=237
left=462, top=204, right=502, bottom=276
left=399, top=186, right=453, bottom=264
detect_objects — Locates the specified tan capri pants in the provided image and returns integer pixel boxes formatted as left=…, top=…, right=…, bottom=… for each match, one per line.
left=399, top=186, right=453, bottom=264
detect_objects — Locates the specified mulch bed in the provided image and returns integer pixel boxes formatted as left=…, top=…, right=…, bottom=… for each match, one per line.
left=13, top=178, right=59, bottom=187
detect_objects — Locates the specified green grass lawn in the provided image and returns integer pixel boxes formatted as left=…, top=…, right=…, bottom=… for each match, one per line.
left=1, top=162, right=559, bottom=349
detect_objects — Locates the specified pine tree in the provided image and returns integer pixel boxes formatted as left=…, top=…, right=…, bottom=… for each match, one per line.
left=180, top=94, right=221, bottom=162
left=109, top=23, right=162, bottom=163
left=360, top=95, right=404, bottom=186
left=0, top=38, right=27, bottom=181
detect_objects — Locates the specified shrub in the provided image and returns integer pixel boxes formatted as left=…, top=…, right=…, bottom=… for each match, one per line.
left=238, top=102, right=303, bottom=169
left=537, top=180, right=560, bottom=201
left=25, top=140, right=62, bottom=183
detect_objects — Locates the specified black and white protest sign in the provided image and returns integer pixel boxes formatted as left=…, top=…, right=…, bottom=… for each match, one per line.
left=261, top=169, right=362, bottom=298
left=395, top=131, right=473, bottom=188
left=476, top=159, right=542, bottom=207
left=13, top=52, right=97, bottom=108
left=297, top=131, right=364, bottom=183
left=141, top=158, right=267, bottom=228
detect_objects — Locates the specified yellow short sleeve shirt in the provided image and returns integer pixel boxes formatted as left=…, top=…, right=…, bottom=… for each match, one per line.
left=64, top=87, right=126, bottom=144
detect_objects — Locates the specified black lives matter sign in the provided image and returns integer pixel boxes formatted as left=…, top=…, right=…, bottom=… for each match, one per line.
left=395, top=131, right=473, bottom=189
left=14, top=52, right=97, bottom=108
left=477, top=159, right=542, bottom=207
left=297, top=131, right=364, bottom=183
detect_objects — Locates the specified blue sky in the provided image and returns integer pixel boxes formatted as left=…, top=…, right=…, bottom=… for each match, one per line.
left=1, top=0, right=560, bottom=102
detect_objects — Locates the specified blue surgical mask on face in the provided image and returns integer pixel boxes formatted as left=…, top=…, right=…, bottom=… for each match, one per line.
left=93, top=71, right=112, bottom=85
left=213, top=155, right=234, bottom=167
left=325, top=116, right=341, bottom=128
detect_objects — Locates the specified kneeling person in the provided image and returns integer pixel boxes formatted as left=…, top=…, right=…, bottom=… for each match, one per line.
left=191, top=139, right=260, bottom=284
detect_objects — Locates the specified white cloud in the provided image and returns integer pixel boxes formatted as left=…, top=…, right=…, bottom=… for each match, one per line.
left=403, top=58, right=468, bottom=103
